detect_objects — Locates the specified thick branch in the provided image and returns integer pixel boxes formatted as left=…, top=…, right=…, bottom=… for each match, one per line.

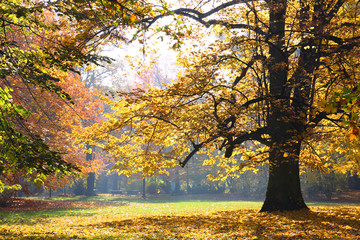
left=179, top=143, right=202, bottom=167
left=233, top=126, right=270, bottom=146
left=176, top=0, right=246, bottom=19
left=179, top=135, right=219, bottom=167
left=224, top=126, right=270, bottom=158
left=141, top=0, right=267, bottom=36
left=308, top=109, right=348, bottom=129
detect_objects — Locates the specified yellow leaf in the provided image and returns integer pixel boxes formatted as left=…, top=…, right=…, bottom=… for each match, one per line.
left=130, top=14, right=136, bottom=22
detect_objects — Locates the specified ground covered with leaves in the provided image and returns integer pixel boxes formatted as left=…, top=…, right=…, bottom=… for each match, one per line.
left=0, top=197, right=359, bottom=239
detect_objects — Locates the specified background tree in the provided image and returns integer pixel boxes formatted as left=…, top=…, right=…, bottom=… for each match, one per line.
left=0, top=0, right=110, bottom=196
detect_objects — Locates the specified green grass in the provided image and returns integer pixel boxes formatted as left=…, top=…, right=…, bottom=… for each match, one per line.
left=0, top=195, right=264, bottom=225
left=0, top=195, right=359, bottom=239
left=1, top=194, right=356, bottom=226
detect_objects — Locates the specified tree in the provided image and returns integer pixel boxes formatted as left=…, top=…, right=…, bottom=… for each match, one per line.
left=0, top=0, right=109, bottom=194
left=0, top=0, right=72, bottom=192
left=71, top=0, right=360, bottom=211
left=302, top=169, right=347, bottom=200
left=77, top=65, right=110, bottom=196
left=4, top=64, right=106, bottom=194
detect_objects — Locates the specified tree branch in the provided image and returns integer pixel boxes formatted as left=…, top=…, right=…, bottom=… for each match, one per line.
left=179, top=135, right=220, bottom=167
left=223, top=126, right=270, bottom=158
left=234, top=126, right=271, bottom=146
left=232, top=55, right=266, bottom=88
left=141, top=0, right=267, bottom=36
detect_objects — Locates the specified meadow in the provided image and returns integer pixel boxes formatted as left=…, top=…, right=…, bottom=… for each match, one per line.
left=0, top=195, right=359, bottom=239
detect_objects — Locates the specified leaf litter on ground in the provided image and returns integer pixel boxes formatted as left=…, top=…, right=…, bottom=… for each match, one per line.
left=0, top=198, right=359, bottom=239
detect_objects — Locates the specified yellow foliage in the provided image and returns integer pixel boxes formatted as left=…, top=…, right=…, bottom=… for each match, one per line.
left=75, top=0, right=360, bottom=183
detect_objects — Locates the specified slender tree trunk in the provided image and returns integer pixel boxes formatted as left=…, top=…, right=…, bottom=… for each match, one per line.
left=142, top=178, right=146, bottom=199
left=112, top=173, right=118, bottom=190
left=174, top=168, right=181, bottom=194
left=186, top=165, right=190, bottom=194
left=85, top=144, right=97, bottom=196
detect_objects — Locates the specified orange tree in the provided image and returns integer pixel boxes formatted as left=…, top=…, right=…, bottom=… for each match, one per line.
left=67, top=0, right=360, bottom=211
left=12, top=71, right=106, bottom=193
left=0, top=0, right=110, bottom=193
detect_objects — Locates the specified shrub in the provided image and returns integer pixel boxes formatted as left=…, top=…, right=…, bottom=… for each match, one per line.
left=73, top=179, right=86, bottom=196
left=146, top=182, right=159, bottom=195
left=0, top=184, right=22, bottom=207
left=158, top=181, right=171, bottom=194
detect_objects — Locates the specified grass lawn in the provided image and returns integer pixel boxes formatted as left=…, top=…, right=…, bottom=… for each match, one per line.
left=0, top=195, right=359, bottom=239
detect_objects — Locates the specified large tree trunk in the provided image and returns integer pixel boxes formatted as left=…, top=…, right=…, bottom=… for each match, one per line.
left=260, top=141, right=308, bottom=212
left=260, top=0, right=308, bottom=212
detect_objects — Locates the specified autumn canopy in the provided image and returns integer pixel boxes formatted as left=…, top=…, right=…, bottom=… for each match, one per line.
left=1, top=0, right=360, bottom=212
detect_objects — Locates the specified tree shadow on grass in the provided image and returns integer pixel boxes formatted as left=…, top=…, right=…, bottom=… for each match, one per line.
left=266, top=206, right=360, bottom=238
left=2, top=207, right=359, bottom=239
left=91, top=207, right=360, bottom=239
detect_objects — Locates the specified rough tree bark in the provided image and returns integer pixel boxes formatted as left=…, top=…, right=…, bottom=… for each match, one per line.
left=261, top=140, right=308, bottom=211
